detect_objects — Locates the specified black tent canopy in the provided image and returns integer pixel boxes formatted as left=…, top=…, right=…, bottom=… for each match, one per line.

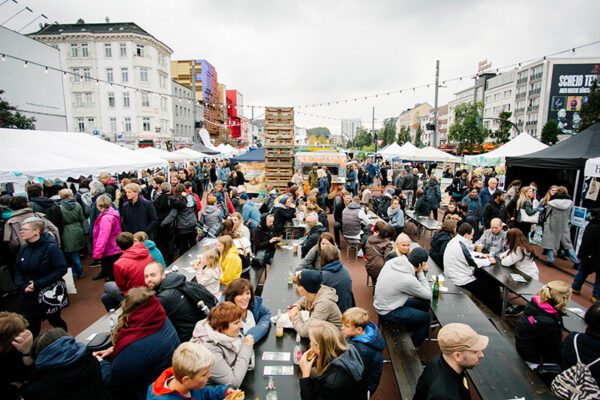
left=506, top=122, right=600, bottom=169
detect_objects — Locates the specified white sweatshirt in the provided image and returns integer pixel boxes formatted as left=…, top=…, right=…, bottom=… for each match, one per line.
left=444, top=235, right=491, bottom=286
left=499, top=247, right=539, bottom=280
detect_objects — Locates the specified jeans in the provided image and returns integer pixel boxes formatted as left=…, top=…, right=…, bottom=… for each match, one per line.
left=202, top=179, right=209, bottom=192
left=404, top=190, right=415, bottom=208
left=334, top=221, right=342, bottom=247
left=68, top=252, right=83, bottom=276
left=101, top=281, right=124, bottom=312
left=380, top=298, right=431, bottom=346
left=572, top=265, right=600, bottom=299
left=547, top=248, right=579, bottom=264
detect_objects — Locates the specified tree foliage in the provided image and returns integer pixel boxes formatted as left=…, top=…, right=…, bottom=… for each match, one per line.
left=490, top=111, right=512, bottom=144
left=307, top=127, right=331, bottom=137
left=448, top=102, right=490, bottom=155
left=579, top=79, right=600, bottom=132
left=381, top=119, right=396, bottom=146
left=349, top=126, right=373, bottom=149
left=541, top=119, right=559, bottom=145
left=415, top=125, right=423, bottom=148
left=0, top=90, right=36, bottom=130
left=397, top=125, right=410, bottom=145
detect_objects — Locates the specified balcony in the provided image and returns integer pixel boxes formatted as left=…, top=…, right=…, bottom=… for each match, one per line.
left=527, top=105, right=539, bottom=112
left=529, top=88, right=541, bottom=96
left=529, top=72, right=543, bottom=81
left=515, top=107, right=525, bottom=113
left=526, top=120, right=538, bottom=126
left=516, top=92, right=527, bottom=99
left=517, top=77, right=528, bottom=85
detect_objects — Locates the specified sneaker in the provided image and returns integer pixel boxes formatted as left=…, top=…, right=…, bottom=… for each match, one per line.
left=505, top=304, right=525, bottom=316
left=357, top=249, right=364, bottom=258
left=572, top=289, right=581, bottom=295
left=590, top=296, right=598, bottom=304
left=92, top=272, right=107, bottom=281
left=89, top=261, right=101, bottom=268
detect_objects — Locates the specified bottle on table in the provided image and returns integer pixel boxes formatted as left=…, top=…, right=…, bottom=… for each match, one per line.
left=293, top=333, right=302, bottom=365
left=433, top=276, right=440, bottom=299
left=276, top=309, right=284, bottom=337
left=266, top=376, right=277, bottom=400
left=287, top=269, right=294, bottom=286
left=197, top=300, right=210, bottom=318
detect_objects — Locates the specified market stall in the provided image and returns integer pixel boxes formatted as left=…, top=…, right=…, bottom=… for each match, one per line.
left=231, top=147, right=266, bottom=194
left=135, top=147, right=187, bottom=162
left=464, top=133, right=548, bottom=167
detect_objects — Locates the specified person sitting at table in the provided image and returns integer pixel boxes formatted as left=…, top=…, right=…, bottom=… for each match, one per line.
left=101, top=232, right=154, bottom=312
left=384, top=232, right=411, bottom=262
left=319, top=244, right=354, bottom=314
left=374, top=247, right=432, bottom=347
left=298, top=320, right=368, bottom=400
left=289, top=270, right=343, bottom=337
left=191, top=302, right=254, bottom=388
left=133, top=231, right=166, bottom=268
left=0, top=312, right=33, bottom=400
left=444, top=223, right=507, bottom=316
left=239, top=193, right=260, bottom=232
left=561, top=302, right=600, bottom=386
left=515, top=281, right=571, bottom=368
left=194, top=250, right=223, bottom=299
left=364, top=221, right=394, bottom=284
left=297, top=232, right=340, bottom=271
left=306, top=202, right=329, bottom=230
left=442, top=200, right=460, bottom=222
left=414, top=189, right=430, bottom=217
left=272, top=195, right=296, bottom=235
left=199, top=195, right=223, bottom=234
left=429, top=219, right=457, bottom=270
left=342, top=196, right=372, bottom=241
left=223, top=278, right=271, bottom=343
left=499, top=228, right=539, bottom=280
left=94, top=287, right=180, bottom=400
left=341, top=307, right=384, bottom=396
left=147, top=342, right=239, bottom=400
left=475, top=217, right=508, bottom=256
left=252, top=214, right=280, bottom=269
left=145, top=262, right=217, bottom=342
left=217, top=235, right=242, bottom=286
left=387, top=196, right=405, bottom=236
left=413, top=323, right=488, bottom=400
left=302, top=213, right=328, bottom=258
left=230, top=212, right=250, bottom=241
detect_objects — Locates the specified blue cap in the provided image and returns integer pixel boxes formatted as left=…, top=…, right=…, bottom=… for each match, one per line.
left=240, top=193, right=249, bottom=200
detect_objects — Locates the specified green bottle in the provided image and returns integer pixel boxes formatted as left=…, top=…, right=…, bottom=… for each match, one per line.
left=433, top=276, right=440, bottom=299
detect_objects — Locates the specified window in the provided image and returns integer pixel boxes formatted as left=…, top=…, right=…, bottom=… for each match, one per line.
left=142, top=117, right=151, bottom=131
left=121, top=68, right=128, bottom=82
left=136, top=44, right=144, bottom=57
left=140, top=67, right=148, bottom=82
left=85, top=93, right=92, bottom=107
left=123, top=92, right=130, bottom=108
left=87, top=118, right=95, bottom=132
left=141, top=92, right=150, bottom=107
left=160, top=97, right=166, bottom=111
left=71, top=44, right=78, bottom=57
left=105, top=43, right=112, bottom=58
left=75, top=93, right=83, bottom=108
left=110, top=117, right=117, bottom=133
left=124, top=117, right=131, bottom=132
left=175, top=105, right=179, bottom=116
left=106, top=68, right=113, bottom=83
left=108, top=92, right=115, bottom=108
left=77, top=118, right=85, bottom=132
left=494, top=93, right=501, bottom=101
left=83, top=68, right=91, bottom=82
left=120, top=43, right=127, bottom=57
left=73, top=68, right=81, bottom=83
left=81, top=43, right=88, bottom=57
left=504, top=90, right=512, bottom=99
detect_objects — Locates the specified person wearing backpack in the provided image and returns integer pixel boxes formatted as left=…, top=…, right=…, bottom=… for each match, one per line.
left=425, top=176, right=442, bottom=220
left=161, top=184, right=198, bottom=256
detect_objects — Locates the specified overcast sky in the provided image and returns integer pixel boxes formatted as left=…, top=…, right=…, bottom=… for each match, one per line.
left=3, top=0, right=600, bottom=134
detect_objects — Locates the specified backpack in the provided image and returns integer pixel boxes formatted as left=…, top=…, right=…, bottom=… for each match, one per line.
left=551, top=334, right=600, bottom=400
left=179, top=280, right=217, bottom=318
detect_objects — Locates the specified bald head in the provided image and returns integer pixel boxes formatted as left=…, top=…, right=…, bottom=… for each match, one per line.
left=490, top=218, right=503, bottom=234
left=306, top=212, right=319, bottom=227
left=144, top=262, right=165, bottom=290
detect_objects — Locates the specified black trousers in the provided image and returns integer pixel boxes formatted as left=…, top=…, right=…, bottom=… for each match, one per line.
left=460, top=269, right=503, bottom=315
left=101, top=253, right=121, bottom=281
left=156, top=226, right=176, bottom=264
left=27, top=311, right=67, bottom=337
left=177, top=232, right=197, bottom=256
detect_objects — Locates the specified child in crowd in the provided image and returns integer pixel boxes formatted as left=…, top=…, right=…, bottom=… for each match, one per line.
left=341, top=307, right=385, bottom=396
left=442, top=200, right=460, bottom=222
left=194, top=250, right=223, bottom=299
left=147, top=342, right=240, bottom=400
left=133, top=231, right=166, bottom=268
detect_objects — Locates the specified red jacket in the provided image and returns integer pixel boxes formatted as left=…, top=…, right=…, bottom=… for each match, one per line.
left=114, top=243, right=153, bottom=293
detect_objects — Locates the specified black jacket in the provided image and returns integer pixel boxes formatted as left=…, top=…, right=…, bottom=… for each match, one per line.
left=302, top=225, right=328, bottom=258
left=413, top=354, right=471, bottom=400
left=273, top=205, right=295, bottom=234
left=402, top=173, right=418, bottom=191
left=30, top=197, right=63, bottom=234
left=515, top=297, right=563, bottom=364
left=121, top=197, right=158, bottom=240
left=578, top=219, right=600, bottom=274
left=333, top=196, right=345, bottom=223
left=235, top=171, right=247, bottom=186
left=252, top=215, right=277, bottom=257
left=152, top=192, right=174, bottom=224
left=0, top=348, right=31, bottom=400
left=429, top=231, right=452, bottom=270
left=562, top=331, right=600, bottom=384
left=155, top=272, right=215, bottom=342
left=415, top=197, right=430, bottom=216
left=482, top=200, right=505, bottom=229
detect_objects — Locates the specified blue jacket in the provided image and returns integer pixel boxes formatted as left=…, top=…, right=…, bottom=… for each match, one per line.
left=321, top=260, right=353, bottom=313
left=147, top=367, right=230, bottom=400
left=388, top=207, right=404, bottom=229
left=349, top=322, right=385, bottom=394
left=241, top=200, right=261, bottom=231
left=425, top=182, right=441, bottom=210
left=346, top=170, right=357, bottom=190
left=463, top=194, right=484, bottom=225
left=121, top=197, right=158, bottom=240
left=14, top=234, right=68, bottom=318
left=144, top=239, right=166, bottom=268
left=318, top=177, right=330, bottom=196
left=245, top=296, right=272, bottom=342
left=478, top=187, right=494, bottom=210
left=216, top=166, right=227, bottom=182
left=366, top=164, right=376, bottom=178
left=100, top=318, right=180, bottom=400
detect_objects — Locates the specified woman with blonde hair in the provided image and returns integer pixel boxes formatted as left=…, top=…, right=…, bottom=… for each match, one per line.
left=515, top=281, right=571, bottom=366
left=217, top=235, right=241, bottom=286
left=514, top=186, right=538, bottom=237
left=298, top=320, right=367, bottom=400
left=541, top=186, right=580, bottom=268
left=385, top=233, right=412, bottom=262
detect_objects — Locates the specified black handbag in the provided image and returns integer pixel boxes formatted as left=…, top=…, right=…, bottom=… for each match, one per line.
left=38, top=279, right=70, bottom=316
left=85, top=331, right=112, bottom=352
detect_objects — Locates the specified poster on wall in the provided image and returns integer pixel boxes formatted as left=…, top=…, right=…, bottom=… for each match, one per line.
left=547, top=63, right=599, bottom=134
left=572, top=206, right=587, bottom=227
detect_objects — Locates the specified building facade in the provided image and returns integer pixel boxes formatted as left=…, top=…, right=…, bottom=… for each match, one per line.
left=226, top=89, right=245, bottom=143
left=172, top=80, right=203, bottom=144
left=483, top=70, right=517, bottom=136
left=340, top=118, right=362, bottom=142
left=29, top=22, right=173, bottom=146
left=396, top=102, right=433, bottom=141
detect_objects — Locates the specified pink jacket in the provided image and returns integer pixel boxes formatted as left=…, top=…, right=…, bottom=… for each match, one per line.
left=93, top=207, right=122, bottom=259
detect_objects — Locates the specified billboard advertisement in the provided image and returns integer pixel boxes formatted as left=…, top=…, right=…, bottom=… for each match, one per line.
left=548, top=63, right=599, bottom=134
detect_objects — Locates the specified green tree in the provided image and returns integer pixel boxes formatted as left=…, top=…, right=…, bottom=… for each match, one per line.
left=306, top=127, right=331, bottom=137
left=397, top=125, right=410, bottom=145
left=490, top=111, right=512, bottom=144
left=351, top=126, right=372, bottom=149
left=448, top=102, right=490, bottom=156
left=0, top=90, right=36, bottom=129
left=541, top=119, right=560, bottom=145
left=415, top=125, right=423, bottom=148
left=579, top=78, right=600, bottom=132
left=381, top=119, right=396, bottom=146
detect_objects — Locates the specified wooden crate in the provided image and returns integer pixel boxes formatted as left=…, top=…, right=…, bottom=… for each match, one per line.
left=265, top=130, right=294, bottom=138
left=265, top=148, right=294, bottom=157
left=265, top=159, right=294, bottom=168
left=265, top=137, right=294, bottom=146
left=265, top=107, right=294, bottom=123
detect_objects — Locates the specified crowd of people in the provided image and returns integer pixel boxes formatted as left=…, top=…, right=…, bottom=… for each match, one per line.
left=0, top=156, right=599, bottom=399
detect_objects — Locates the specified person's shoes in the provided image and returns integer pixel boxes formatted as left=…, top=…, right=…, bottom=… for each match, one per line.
left=88, top=260, right=101, bottom=268
left=104, top=277, right=111, bottom=282
left=572, top=289, right=581, bottom=295
left=505, top=304, right=525, bottom=316
left=590, top=296, right=598, bottom=304
left=92, top=272, right=107, bottom=281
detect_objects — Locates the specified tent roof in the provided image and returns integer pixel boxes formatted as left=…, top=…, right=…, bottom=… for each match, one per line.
left=0, top=128, right=167, bottom=183
left=190, top=142, right=219, bottom=155
left=406, top=146, right=460, bottom=163
left=464, top=133, right=548, bottom=166
left=173, top=148, right=211, bottom=160
left=378, top=142, right=403, bottom=155
left=136, top=147, right=186, bottom=162
left=506, top=122, right=600, bottom=169
left=231, top=147, right=265, bottom=162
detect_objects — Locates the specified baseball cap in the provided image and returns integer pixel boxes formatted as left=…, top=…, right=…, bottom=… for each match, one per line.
left=438, top=323, right=489, bottom=353
left=240, top=193, right=249, bottom=200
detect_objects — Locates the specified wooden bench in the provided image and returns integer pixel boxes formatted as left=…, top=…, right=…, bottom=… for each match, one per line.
left=380, top=319, right=423, bottom=400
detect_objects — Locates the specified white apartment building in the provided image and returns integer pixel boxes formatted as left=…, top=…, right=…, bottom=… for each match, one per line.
left=447, top=87, right=474, bottom=128
left=172, top=80, right=204, bottom=143
left=29, top=22, right=173, bottom=145
left=340, top=118, right=362, bottom=141
left=483, top=70, right=517, bottom=137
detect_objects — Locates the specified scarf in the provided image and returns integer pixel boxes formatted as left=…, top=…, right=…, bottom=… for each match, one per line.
left=112, top=296, right=166, bottom=359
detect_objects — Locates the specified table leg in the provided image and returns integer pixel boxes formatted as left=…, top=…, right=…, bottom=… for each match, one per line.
left=501, top=287, right=508, bottom=320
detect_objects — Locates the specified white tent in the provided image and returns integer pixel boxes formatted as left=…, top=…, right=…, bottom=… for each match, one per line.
left=397, top=142, right=419, bottom=159
left=464, top=133, right=548, bottom=166
left=406, top=146, right=460, bottom=163
left=0, top=128, right=167, bottom=183
left=198, top=128, right=220, bottom=152
left=173, top=148, right=211, bottom=160
left=585, top=157, right=600, bottom=177
left=378, top=142, right=403, bottom=158
left=136, top=147, right=187, bottom=162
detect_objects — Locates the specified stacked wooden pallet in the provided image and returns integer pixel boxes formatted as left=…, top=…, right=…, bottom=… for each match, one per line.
left=264, top=107, right=294, bottom=191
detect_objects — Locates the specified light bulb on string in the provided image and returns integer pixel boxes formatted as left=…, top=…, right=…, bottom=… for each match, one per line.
left=1, top=54, right=5, bottom=62
left=45, top=67, right=48, bottom=73
left=23, top=61, right=28, bottom=68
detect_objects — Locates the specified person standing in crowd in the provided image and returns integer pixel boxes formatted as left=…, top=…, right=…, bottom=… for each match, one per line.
left=292, top=168, right=305, bottom=192
left=200, top=195, right=223, bottom=233
left=153, top=182, right=176, bottom=265
left=319, top=244, right=353, bottom=314
left=201, top=162, right=211, bottom=193
left=429, top=219, right=457, bottom=270
left=402, top=168, right=418, bottom=209
left=414, top=189, right=430, bottom=217
left=98, top=172, right=118, bottom=200
left=317, top=169, right=330, bottom=198
left=571, top=208, right=600, bottom=302
left=561, top=303, right=600, bottom=385
left=425, top=176, right=442, bottom=220
left=346, top=164, right=357, bottom=196
left=308, top=163, right=319, bottom=190
left=187, top=166, right=203, bottom=200
left=479, top=177, right=498, bottom=211
left=14, top=217, right=68, bottom=337
left=191, top=302, right=254, bottom=388
left=514, top=186, right=538, bottom=238
left=482, top=190, right=505, bottom=229
left=92, top=194, right=122, bottom=281
left=414, top=323, right=488, bottom=400
left=443, top=200, right=460, bottom=222
left=364, top=222, right=394, bottom=284
left=225, top=171, right=237, bottom=192
left=541, top=186, right=581, bottom=268
left=374, top=247, right=431, bottom=347
left=223, top=278, right=271, bottom=343
left=26, top=183, right=63, bottom=234
left=94, top=287, right=180, bottom=400
left=57, top=189, right=86, bottom=280
left=4, top=196, right=61, bottom=254
left=500, top=228, right=540, bottom=280
left=162, top=184, right=197, bottom=256
left=23, top=328, right=112, bottom=400
left=234, top=165, right=247, bottom=188
left=462, top=187, right=483, bottom=238
left=446, top=177, right=465, bottom=202
left=298, top=320, right=368, bottom=400
left=120, top=183, right=158, bottom=240
left=504, top=179, right=522, bottom=204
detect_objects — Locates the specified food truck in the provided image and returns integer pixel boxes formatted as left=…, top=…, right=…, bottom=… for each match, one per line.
left=295, top=149, right=347, bottom=194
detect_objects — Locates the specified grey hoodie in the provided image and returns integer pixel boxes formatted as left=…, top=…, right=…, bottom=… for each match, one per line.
left=200, top=204, right=222, bottom=228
